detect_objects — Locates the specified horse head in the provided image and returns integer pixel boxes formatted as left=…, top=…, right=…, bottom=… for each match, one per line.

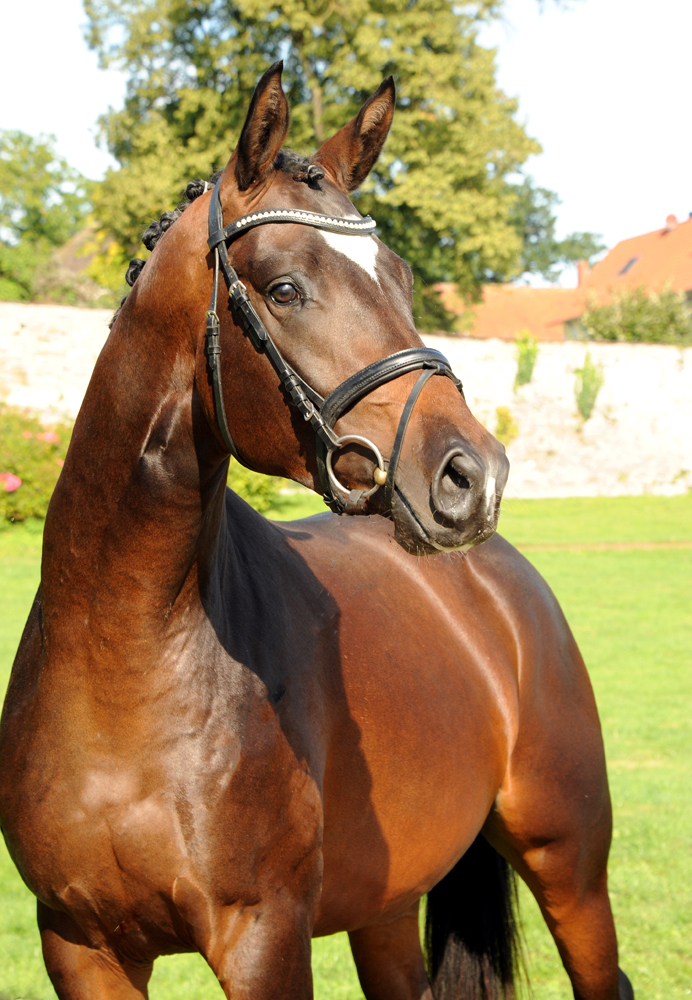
left=123, top=61, right=508, bottom=555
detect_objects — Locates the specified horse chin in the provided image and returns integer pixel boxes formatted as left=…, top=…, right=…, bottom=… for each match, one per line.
left=390, top=487, right=498, bottom=556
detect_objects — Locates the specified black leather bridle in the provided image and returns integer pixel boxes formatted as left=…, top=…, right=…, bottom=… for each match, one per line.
left=205, top=178, right=463, bottom=514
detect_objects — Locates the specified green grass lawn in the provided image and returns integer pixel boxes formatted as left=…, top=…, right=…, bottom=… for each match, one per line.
left=1, top=495, right=690, bottom=999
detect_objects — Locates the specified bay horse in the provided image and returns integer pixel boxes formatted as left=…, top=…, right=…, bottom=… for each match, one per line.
left=0, top=63, right=632, bottom=1000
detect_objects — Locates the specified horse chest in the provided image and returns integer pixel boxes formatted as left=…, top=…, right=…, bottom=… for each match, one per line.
left=0, top=637, right=323, bottom=951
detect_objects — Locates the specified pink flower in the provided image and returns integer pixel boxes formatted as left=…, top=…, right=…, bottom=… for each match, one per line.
left=56, top=458, right=64, bottom=467
left=22, top=430, right=33, bottom=439
left=37, top=430, right=60, bottom=444
left=0, top=473, right=22, bottom=493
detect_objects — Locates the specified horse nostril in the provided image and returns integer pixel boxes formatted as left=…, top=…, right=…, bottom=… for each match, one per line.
left=431, top=448, right=482, bottom=524
left=446, top=457, right=471, bottom=492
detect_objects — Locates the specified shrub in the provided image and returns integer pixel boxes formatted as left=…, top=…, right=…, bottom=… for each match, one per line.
left=0, top=404, right=72, bottom=523
left=0, top=404, right=282, bottom=524
left=574, top=352, right=604, bottom=422
left=494, top=406, right=519, bottom=448
left=227, top=460, right=282, bottom=513
left=580, top=286, right=692, bottom=346
left=514, top=330, right=539, bottom=389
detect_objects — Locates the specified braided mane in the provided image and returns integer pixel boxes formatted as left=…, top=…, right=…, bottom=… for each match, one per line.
left=109, top=153, right=325, bottom=327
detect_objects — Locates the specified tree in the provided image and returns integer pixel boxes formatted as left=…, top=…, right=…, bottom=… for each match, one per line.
left=0, top=132, right=90, bottom=300
left=84, top=0, right=592, bottom=328
left=508, top=178, right=604, bottom=282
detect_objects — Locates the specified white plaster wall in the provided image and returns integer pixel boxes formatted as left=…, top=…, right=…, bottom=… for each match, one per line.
left=1, top=303, right=690, bottom=499
left=423, top=335, right=692, bottom=498
left=0, top=303, right=111, bottom=420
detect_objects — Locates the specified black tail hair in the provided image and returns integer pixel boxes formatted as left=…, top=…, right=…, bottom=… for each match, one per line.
left=425, top=834, right=521, bottom=1000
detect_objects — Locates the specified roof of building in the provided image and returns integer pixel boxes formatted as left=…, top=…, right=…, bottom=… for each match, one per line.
left=436, top=282, right=583, bottom=342
left=437, top=213, right=692, bottom=340
left=581, top=213, right=692, bottom=302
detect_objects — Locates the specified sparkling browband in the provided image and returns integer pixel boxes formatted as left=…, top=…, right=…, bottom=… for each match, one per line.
left=215, top=209, right=377, bottom=245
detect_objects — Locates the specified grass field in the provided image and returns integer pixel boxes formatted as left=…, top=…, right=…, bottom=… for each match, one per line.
left=1, top=494, right=690, bottom=999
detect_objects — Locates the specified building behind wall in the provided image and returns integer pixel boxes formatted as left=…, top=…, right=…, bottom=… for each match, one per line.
left=437, top=213, right=692, bottom=341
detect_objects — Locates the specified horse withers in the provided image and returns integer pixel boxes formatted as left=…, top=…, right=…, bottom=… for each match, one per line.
left=0, top=63, right=632, bottom=1000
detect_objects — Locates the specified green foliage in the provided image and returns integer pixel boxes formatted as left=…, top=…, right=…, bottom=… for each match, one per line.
left=81, top=226, right=132, bottom=299
left=84, top=0, right=542, bottom=297
left=0, top=131, right=91, bottom=300
left=494, top=405, right=518, bottom=447
left=413, top=280, right=458, bottom=333
left=227, top=459, right=281, bottom=513
left=508, top=177, right=604, bottom=282
left=574, top=351, right=603, bottom=422
left=0, top=405, right=280, bottom=522
left=580, top=286, right=692, bottom=346
left=0, top=404, right=72, bottom=522
left=513, top=330, right=539, bottom=389
left=264, top=485, right=326, bottom=520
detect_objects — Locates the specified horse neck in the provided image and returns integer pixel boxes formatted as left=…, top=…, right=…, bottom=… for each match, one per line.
left=41, top=305, right=229, bottom=661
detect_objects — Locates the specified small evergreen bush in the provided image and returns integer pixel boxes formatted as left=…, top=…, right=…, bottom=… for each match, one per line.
left=514, top=330, right=539, bottom=389
left=495, top=406, right=519, bottom=448
left=574, top=352, right=604, bottom=422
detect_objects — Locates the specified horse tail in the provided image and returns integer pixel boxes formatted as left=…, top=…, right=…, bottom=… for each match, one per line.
left=424, top=834, right=521, bottom=1000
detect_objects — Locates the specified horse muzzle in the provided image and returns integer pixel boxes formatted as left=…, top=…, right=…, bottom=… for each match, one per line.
left=386, top=438, right=509, bottom=555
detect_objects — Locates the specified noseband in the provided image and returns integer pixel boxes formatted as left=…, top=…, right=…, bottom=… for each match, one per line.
left=206, top=179, right=463, bottom=514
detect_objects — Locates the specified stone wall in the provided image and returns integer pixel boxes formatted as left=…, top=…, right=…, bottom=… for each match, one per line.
left=1, top=302, right=690, bottom=499
left=426, top=335, right=692, bottom=498
left=0, top=302, right=112, bottom=420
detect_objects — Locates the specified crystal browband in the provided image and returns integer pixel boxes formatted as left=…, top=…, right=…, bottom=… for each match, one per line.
left=212, top=209, right=377, bottom=246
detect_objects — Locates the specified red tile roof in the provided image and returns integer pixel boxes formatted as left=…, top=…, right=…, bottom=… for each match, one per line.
left=437, top=214, right=692, bottom=340
left=436, top=283, right=583, bottom=342
left=581, top=214, right=692, bottom=301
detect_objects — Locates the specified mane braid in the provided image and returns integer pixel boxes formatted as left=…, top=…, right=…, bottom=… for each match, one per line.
left=274, top=150, right=324, bottom=187
left=109, top=154, right=321, bottom=328
left=109, top=171, right=222, bottom=327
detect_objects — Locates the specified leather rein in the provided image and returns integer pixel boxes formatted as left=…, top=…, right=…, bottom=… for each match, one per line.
left=205, top=178, right=463, bottom=514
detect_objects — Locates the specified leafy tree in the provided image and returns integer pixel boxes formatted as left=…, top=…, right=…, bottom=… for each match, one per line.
left=0, top=132, right=91, bottom=300
left=84, top=0, right=593, bottom=328
left=509, top=178, right=604, bottom=282
left=580, top=287, right=692, bottom=347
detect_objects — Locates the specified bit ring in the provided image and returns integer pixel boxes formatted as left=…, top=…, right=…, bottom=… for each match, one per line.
left=326, top=435, right=386, bottom=500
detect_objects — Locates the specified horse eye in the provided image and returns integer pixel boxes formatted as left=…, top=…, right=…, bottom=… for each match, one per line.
left=269, top=282, right=299, bottom=304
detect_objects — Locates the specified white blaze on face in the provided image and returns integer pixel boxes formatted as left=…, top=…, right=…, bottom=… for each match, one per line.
left=485, top=475, right=497, bottom=510
left=318, top=230, right=380, bottom=284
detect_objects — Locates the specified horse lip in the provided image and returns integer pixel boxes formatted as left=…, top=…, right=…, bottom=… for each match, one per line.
left=392, top=485, right=479, bottom=554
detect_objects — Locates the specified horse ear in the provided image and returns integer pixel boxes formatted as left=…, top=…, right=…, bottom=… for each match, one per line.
left=313, top=78, right=395, bottom=193
left=234, top=61, right=290, bottom=191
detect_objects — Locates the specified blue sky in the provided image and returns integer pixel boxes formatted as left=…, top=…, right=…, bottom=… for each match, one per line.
left=1, top=0, right=690, bottom=274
